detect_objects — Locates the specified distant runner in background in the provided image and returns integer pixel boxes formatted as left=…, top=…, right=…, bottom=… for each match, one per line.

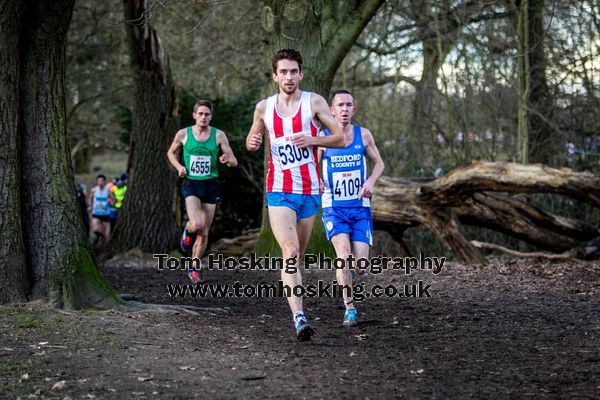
left=88, top=174, right=113, bottom=247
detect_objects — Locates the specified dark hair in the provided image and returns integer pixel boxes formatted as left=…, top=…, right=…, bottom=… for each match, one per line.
left=272, top=48, right=303, bottom=73
left=96, top=174, right=106, bottom=180
left=193, top=100, right=213, bottom=113
left=330, top=89, right=353, bottom=104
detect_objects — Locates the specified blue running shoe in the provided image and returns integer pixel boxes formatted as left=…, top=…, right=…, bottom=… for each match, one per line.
left=295, top=317, right=315, bottom=342
left=180, top=226, right=196, bottom=253
left=343, top=309, right=358, bottom=327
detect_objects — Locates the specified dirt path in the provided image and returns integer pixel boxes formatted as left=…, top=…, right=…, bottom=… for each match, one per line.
left=1, top=255, right=598, bottom=399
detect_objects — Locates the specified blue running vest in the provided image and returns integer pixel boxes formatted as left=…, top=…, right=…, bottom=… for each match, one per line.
left=322, top=125, right=370, bottom=208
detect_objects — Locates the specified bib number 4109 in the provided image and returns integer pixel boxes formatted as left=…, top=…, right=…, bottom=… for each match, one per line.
left=332, top=170, right=362, bottom=201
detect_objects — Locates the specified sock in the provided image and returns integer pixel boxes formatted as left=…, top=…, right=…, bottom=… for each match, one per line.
left=293, top=311, right=306, bottom=325
left=344, top=300, right=355, bottom=310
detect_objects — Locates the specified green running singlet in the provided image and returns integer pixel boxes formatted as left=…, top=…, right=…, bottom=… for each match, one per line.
left=183, top=126, right=219, bottom=180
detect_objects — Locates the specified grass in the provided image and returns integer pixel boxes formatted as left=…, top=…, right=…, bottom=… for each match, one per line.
left=16, top=314, right=43, bottom=329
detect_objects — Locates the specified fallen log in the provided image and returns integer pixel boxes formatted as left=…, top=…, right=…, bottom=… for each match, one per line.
left=371, top=160, right=600, bottom=263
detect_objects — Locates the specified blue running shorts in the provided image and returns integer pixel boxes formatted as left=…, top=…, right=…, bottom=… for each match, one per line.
left=266, top=193, right=321, bottom=220
left=322, top=206, right=373, bottom=245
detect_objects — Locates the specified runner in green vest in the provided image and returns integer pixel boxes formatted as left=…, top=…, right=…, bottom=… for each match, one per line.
left=167, top=100, right=238, bottom=283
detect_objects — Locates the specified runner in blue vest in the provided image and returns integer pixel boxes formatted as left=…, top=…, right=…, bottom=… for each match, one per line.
left=88, top=174, right=114, bottom=247
left=167, top=100, right=238, bottom=284
left=319, top=89, right=385, bottom=327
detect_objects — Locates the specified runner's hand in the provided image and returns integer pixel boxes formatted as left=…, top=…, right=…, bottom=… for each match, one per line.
left=247, top=132, right=262, bottom=151
left=359, top=180, right=374, bottom=198
left=291, top=134, right=314, bottom=149
left=177, top=165, right=187, bottom=177
left=219, top=154, right=231, bottom=166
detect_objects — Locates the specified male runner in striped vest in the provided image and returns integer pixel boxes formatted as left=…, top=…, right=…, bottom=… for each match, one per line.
left=246, top=49, right=344, bottom=341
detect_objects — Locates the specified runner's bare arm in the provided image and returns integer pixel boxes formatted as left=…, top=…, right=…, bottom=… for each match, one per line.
left=359, top=128, right=385, bottom=199
left=292, top=94, right=344, bottom=149
left=217, top=130, right=238, bottom=167
left=317, top=132, right=326, bottom=192
left=246, top=100, right=266, bottom=152
left=87, top=188, right=93, bottom=212
left=167, top=129, right=187, bottom=177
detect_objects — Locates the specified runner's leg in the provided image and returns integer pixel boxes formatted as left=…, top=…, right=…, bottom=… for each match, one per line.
left=185, top=196, right=203, bottom=234
left=269, top=206, right=303, bottom=314
left=193, top=203, right=216, bottom=260
left=330, top=233, right=355, bottom=310
left=352, top=241, right=370, bottom=276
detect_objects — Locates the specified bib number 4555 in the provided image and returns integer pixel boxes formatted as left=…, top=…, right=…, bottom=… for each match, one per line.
left=189, top=155, right=211, bottom=177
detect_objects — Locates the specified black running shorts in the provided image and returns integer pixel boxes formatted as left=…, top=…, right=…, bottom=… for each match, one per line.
left=181, top=178, right=222, bottom=204
left=92, top=214, right=110, bottom=222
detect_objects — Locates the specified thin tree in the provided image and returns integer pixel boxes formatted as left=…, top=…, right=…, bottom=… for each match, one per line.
left=110, top=0, right=180, bottom=253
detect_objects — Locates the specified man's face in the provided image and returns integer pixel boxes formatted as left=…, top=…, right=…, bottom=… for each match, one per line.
left=193, top=106, right=212, bottom=128
left=97, top=177, right=105, bottom=188
left=330, top=93, right=356, bottom=125
left=273, top=59, right=303, bottom=95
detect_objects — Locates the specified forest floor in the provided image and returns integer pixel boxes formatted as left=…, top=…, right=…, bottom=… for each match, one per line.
left=1, top=241, right=599, bottom=399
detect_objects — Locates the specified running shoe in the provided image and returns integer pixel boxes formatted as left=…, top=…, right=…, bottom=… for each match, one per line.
left=180, top=226, right=196, bottom=253
left=343, top=308, right=358, bottom=327
left=187, top=270, right=201, bottom=284
left=295, top=318, right=315, bottom=342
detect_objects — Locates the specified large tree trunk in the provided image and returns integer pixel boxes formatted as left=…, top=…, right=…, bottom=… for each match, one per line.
left=16, top=0, right=117, bottom=308
left=371, top=160, right=600, bottom=263
left=111, top=0, right=179, bottom=253
left=0, top=0, right=28, bottom=303
left=255, top=0, right=385, bottom=256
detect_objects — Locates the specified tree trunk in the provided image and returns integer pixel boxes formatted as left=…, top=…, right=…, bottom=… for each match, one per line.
left=17, top=0, right=117, bottom=308
left=0, top=0, right=28, bottom=303
left=515, top=0, right=530, bottom=163
left=255, top=0, right=385, bottom=256
left=371, top=160, right=600, bottom=263
left=526, top=0, right=556, bottom=165
left=111, top=0, right=180, bottom=253
left=408, top=37, right=452, bottom=169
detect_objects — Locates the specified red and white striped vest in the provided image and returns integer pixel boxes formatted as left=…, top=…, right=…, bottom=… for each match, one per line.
left=264, top=91, right=321, bottom=194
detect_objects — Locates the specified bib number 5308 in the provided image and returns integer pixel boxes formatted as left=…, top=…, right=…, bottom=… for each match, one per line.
left=277, top=143, right=311, bottom=170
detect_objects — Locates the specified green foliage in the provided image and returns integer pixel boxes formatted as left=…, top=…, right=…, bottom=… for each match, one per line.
left=114, top=104, right=132, bottom=146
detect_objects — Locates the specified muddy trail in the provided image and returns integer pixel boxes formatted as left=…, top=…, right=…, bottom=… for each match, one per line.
left=1, top=251, right=599, bottom=399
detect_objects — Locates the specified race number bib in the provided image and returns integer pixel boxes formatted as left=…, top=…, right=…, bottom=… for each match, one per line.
left=332, top=169, right=362, bottom=201
left=189, top=155, right=211, bottom=177
left=273, top=134, right=312, bottom=171
left=95, top=199, right=109, bottom=213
